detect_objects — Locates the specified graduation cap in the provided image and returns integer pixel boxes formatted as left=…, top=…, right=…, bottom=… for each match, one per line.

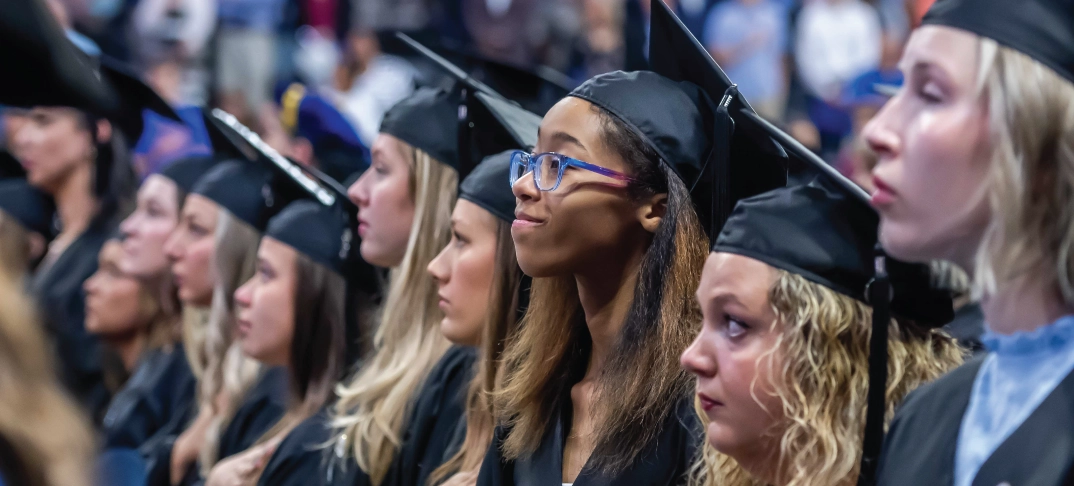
left=379, top=87, right=463, bottom=174
left=646, top=0, right=788, bottom=238
left=923, top=0, right=1074, bottom=84
left=266, top=199, right=352, bottom=276
left=0, top=178, right=55, bottom=239
left=0, top=0, right=118, bottom=113
left=98, top=57, right=183, bottom=143
left=396, top=33, right=542, bottom=178
left=397, top=33, right=572, bottom=115
left=276, top=82, right=370, bottom=182
left=157, top=155, right=218, bottom=194
left=720, top=110, right=953, bottom=485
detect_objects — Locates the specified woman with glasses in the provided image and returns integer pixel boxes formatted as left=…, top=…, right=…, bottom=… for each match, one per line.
left=477, top=66, right=717, bottom=484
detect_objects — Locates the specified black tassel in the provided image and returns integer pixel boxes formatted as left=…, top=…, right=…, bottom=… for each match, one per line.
left=859, top=244, right=891, bottom=486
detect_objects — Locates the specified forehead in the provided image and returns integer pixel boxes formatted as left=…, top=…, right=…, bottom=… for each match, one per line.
left=183, top=194, right=220, bottom=220
left=538, top=97, right=604, bottom=148
left=902, top=26, right=981, bottom=84
left=141, top=175, right=178, bottom=199
left=259, top=236, right=299, bottom=266
left=698, top=252, right=777, bottom=304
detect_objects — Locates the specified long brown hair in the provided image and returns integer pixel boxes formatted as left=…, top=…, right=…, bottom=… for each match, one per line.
left=495, top=106, right=709, bottom=473
left=0, top=260, right=95, bottom=486
left=429, top=220, right=525, bottom=482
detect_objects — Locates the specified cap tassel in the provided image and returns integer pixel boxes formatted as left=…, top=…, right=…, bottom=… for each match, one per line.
left=859, top=244, right=891, bottom=486
left=709, top=85, right=738, bottom=241
left=458, top=87, right=476, bottom=179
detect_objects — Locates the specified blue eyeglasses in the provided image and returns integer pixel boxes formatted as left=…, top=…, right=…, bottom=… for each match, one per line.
left=509, top=150, right=636, bottom=191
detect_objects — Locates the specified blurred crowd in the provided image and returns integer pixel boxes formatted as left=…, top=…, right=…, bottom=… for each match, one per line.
left=28, top=0, right=934, bottom=186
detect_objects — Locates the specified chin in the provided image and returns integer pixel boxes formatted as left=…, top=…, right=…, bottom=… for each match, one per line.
left=359, top=241, right=397, bottom=269
left=515, top=250, right=571, bottom=278
left=878, top=220, right=939, bottom=263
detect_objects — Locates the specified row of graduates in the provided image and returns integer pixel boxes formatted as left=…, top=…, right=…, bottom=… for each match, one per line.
left=4, top=0, right=1074, bottom=484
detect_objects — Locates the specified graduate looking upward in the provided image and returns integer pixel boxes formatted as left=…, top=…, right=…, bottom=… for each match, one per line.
left=862, top=0, right=1074, bottom=484
left=478, top=2, right=787, bottom=483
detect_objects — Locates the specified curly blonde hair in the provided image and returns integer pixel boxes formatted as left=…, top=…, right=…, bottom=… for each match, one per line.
left=690, top=270, right=964, bottom=486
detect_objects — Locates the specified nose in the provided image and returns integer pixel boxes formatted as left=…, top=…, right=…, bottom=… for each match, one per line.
left=83, top=273, right=99, bottom=295
left=427, top=246, right=450, bottom=284
left=348, top=171, right=370, bottom=208
left=234, top=276, right=254, bottom=309
left=163, top=231, right=182, bottom=263
left=119, top=212, right=137, bottom=238
left=863, top=102, right=901, bottom=163
left=680, top=332, right=717, bottom=378
left=511, top=170, right=539, bottom=202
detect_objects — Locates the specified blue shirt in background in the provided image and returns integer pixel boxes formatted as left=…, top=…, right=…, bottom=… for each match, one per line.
left=703, top=0, right=787, bottom=104
left=217, top=0, right=286, bottom=31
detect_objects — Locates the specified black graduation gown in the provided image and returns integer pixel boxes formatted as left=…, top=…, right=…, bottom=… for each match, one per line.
left=476, top=395, right=701, bottom=486
left=103, top=344, right=197, bottom=449
left=29, top=219, right=116, bottom=424
left=876, top=355, right=1074, bottom=486
left=258, top=346, right=478, bottom=486
left=217, top=366, right=290, bottom=461
left=383, top=345, right=477, bottom=486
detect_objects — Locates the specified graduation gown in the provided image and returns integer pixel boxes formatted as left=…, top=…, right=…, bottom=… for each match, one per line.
left=383, top=345, right=477, bottom=486
left=103, top=344, right=197, bottom=449
left=29, top=219, right=116, bottom=424
left=217, top=366, right=290, bottom=461
left=476, top=395, right=701, bottom=486
left=876, top=356, right=1074, bottom=486
left=258, top=346, right=478, bottom=486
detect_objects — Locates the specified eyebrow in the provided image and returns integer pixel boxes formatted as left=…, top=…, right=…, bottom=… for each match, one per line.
left=538, top=128, right=588, bottom=153
left=697, top=288, right=747, bottom=309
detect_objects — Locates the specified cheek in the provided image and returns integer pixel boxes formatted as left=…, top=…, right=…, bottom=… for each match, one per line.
left=98, top=285, right=146, bottom=328
left=248, top=284, right=295, bottom=360
left=514, top=194, right=635, bottom=276
left=361, top=176, right=415, bottom=265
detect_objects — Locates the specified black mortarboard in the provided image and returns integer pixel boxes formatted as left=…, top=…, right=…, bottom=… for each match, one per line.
left=397, top=33, right=572, bottom=116
left=459, top=151, right=516, bottom=223
left=266, top=200, right=351, bottom=276
left=158, top=155, right=218, bottom=194
left=379, top=87, right=462, bottom=172
left=0, top=178, right=55, bottom=238
left=646, top=0, right=788, bottom=238
left=98, top=57, right=183, bottom=142
left=0, top=0, right=118, bottom=113
left=191, top=160, right=277, bottom=231
left=723, top=111, right=954, bottom=484
left=396, top=33, right=542, bottom=176
left=923, top=0, right=1074, bottom=84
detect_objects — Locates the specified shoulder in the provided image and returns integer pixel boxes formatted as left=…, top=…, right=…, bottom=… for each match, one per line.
left=425, top=346, right=479, bottom=390
left=894, top=356, right=984, bottom=420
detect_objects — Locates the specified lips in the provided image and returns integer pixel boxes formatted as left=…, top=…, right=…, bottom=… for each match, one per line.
left=357, top=217, right=370, bottom=237
left=512, top=211, right=545, bottom=228
left=236, top=317, right=252, bottom=336
left=698, top=392, right=723, bottom=412
left=871, top=175, right=897, bottom=208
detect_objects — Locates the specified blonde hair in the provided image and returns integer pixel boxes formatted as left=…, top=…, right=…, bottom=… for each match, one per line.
left=0, top=260, right=95, bottom=486
left=331, top=145, right=458, bottom=484
left=198, top=210, right=263, bottom=472
left=690, top=270, right=964, bottom=486
left=0, top=213, right=32, bottom=281
left=972, top=39, right=1074, bottom=305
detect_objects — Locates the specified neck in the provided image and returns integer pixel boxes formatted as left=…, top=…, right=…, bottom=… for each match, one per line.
left=107, top=332, right=146, bottom=373
left=574, top=247, right=647, bottom=379
left=981, top=271, right=1074, bottom=335
left=53, top=162, right=97, bottom=236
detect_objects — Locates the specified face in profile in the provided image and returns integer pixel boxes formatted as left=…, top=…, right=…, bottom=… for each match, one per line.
left=12, top=107, right=102, bottom=194
left=427, top=199, right=500, bottom=346
left=234, top=237, right=297, bottom=367
left=681, top=252, right=785, bottom=467
left=120, top=175, right=181, bottom=277
left=864, top=25, right=992, bottom=265
left=348, top=134, right=416, bottom=268
left=84, top=240, right=151, bottom=337
left=511, top=96, right=648, bottom=278
left=164, top=194, right=219, bottom=306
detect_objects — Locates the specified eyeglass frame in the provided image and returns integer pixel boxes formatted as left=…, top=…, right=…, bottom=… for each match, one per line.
left=509, top=150, right=637, bottom=192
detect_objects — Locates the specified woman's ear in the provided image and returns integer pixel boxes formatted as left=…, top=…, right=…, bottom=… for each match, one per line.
left=637, top=193, right=667, bottom=234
